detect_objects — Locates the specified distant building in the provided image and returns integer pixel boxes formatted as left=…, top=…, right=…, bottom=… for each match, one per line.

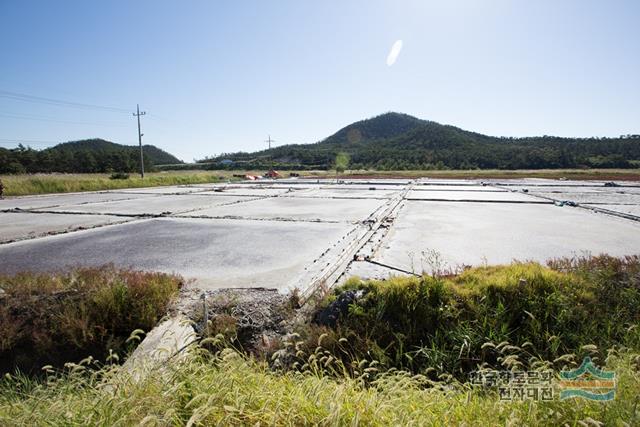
left=219, top=159, right=234, bottom=166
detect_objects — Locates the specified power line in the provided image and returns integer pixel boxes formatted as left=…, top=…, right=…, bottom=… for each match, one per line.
left=0, top=111, right=129, bottom=127
left=0, top=89, right=130, bottom=114
left=146, top=112, right=166, bottom=120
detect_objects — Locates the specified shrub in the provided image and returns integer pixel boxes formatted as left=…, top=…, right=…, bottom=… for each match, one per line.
left=109, top=171, right=130, bottom=180
left=300, top=256, right=640, bottom=378
left=0, top=266, right=182, bottom=374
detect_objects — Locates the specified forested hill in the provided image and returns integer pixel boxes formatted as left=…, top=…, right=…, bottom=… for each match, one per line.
left=52, top=140, right=182, bottom=165
left=201, top=112, right=640, bottom=170
left=0, top=139, right=182, bottom=174
left=320, top=112, right=425, bottom=145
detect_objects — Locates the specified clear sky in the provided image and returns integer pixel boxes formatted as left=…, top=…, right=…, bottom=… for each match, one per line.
left=1, top=0, right=639, bottom=162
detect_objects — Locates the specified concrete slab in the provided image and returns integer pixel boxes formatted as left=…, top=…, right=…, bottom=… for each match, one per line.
left=0, top=192, right=153, bottom=211
left=341, top=260, right=406, bottom=282
left=406, top=190, right=547, bottom=203
left=375, top=201, right=640, bottom=273
left=345, top=179, right=413, bottom=185
left=178, top=183, right=232, bottom=189
left=489, top=179, right=614, bottom=187
left=613, top=187, right=640, bottom=195
left=282, top=188, right=400, bottom=199
left=523, top=186, right=617, bottom=194
left=318, top=184, right=408, bottom=190
left=123, top=315, right=197, bottom=379
left=256, top=183, right=316, bottom=189
left=412, top=185, right=507, bottom=192
left=493, top=179, right=640, bottom=187
left=38, top=194, right=257, bottom=216
left=0, top=217, right=353, bottom=290
left=0, top=211, right=131, bottom=243
left=583, top=204, right=640, bottom=218
left=292, top=179, right=412, bottom=186
left=531, top=192, right=640, bottom=205
left=198, top=188, right=295, bottom=197
left=280, top=179, right=413, bottom=186
left=417, top=179, right=482, bottom=185
left=178, top=196, right=388, bottom=222
left=3, top=179, right=640, bottom=296
left=107, top=186, right=210, bottom=195
left=487, top=179, right=575, bottom=185
left=188, top=183, right=315, bottom=192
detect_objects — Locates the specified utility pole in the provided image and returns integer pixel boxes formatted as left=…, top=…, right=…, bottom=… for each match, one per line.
left=265, top=135, right=275, bottom=172
left=133, top=104, right=146, bottom=178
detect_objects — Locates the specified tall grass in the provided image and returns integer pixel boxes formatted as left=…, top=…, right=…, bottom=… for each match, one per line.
left=0, top=171, right=233, bottom=196
left=294, top=256, right=640, bottom=379
left=0, top=266, right=182, bottom=374
left=0, top=344, right=638, bottom=425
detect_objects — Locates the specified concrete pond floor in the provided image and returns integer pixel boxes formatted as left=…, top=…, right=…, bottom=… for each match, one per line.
left=1, top=178, right=640, bottom=296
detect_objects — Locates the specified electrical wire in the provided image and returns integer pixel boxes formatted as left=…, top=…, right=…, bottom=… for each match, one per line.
left=0, top=112, right=129, bottom=127
left=0, top=89, right=131, bottom=113
left=0, top=90, right=152, bottom=149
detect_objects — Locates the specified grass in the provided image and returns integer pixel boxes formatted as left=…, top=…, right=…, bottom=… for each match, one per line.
left=290, top=256, right=640, bottom=380
left=3, top=168, right=640, bottom=197
left=0, top=345, right=638, bottom=425
left=0, top=171, right=237, bottom=197
left=0, top=266, right=182, bottom=374
left=1, top=257, right=639, bottom=424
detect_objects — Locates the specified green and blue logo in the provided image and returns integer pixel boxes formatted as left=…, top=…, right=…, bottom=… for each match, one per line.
left=558, top=357, right=616, bottom=401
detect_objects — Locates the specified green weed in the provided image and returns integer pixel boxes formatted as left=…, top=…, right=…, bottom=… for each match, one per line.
left=299, top=256, right=640, bottom=379
left=0, top=171, right=232, bottom=196
left=0, top=266, right=182, bottom=374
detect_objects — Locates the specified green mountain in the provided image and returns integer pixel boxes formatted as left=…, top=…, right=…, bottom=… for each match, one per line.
left=320, top=112, right=425, bottom=145
left=49, top=139, right=182, bottom=166
left=0, top=139, right=182, bottom=174
left=201, top=112, right=640, bottom=170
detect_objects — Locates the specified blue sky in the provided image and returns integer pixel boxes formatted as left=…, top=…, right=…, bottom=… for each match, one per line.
left=1, top=0, right=639, bottom=161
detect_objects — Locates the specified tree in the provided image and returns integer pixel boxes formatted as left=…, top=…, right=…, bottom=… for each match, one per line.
left=335, top=151, right=350, bottom=182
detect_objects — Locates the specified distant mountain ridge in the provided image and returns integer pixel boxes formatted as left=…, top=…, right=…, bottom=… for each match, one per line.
left=201, top=112, right=640, bottom=170
left=0, top=138, right=182, bottom=174
left=50, top=139, right=182, bottom=165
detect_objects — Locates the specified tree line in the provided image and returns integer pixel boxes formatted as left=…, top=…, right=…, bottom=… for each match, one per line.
left=201, top=116, right=640, bottom=171
left=0, top=139, right=181, bottom=174
left=0, top=144, right=152, bottom=174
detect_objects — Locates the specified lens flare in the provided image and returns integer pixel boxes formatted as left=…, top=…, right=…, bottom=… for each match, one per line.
left=386, top=40, right=403, bottom=66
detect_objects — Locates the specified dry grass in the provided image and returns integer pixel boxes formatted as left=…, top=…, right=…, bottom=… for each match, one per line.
left=0, top=345, right=638, bottom=425
left=0, top=266, right=182, bottom=374
left=0, top=171, right=235, bottom=197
